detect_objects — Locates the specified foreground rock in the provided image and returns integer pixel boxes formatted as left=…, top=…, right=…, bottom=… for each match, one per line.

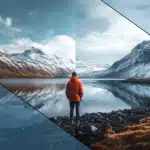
left=50, top=108, right=150, bottom=148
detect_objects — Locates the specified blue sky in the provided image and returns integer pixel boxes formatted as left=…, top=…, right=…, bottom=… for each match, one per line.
left=0, top=0, right=75, bottom=43
left=0, top=0, right=150, bottom=65
left=0, top=0, right=76, bottom=61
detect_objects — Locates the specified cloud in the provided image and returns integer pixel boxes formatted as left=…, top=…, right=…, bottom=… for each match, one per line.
left=76, top=0, right=150, bottom=65
left=0, top=16, right=5, bottom=25
left=0, top=35, right=76, bottom=62
left=6, top=17, right=12, bottom=27
left=76, top=0, right=119, bottom=37
left=42, top=35, right=76, bottom=61
left=0, top=16, right=21, bottom=36
left=103, top=0, right=150, bottom=32
left=78, top=18, right=150, bottom=53
left=0, top=16, right=12, bottom=27
left=0, top=14, right=75, bottom=61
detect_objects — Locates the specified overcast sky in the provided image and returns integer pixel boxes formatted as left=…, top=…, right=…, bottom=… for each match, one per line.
left=0, top=0, right=150, bottom=65
left=103, top=0, right=150, bottom=34
left=76, top=0, right=150, bottom=65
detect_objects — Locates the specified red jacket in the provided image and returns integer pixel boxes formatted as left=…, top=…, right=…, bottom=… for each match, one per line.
left=65, top=76, right=84, bottom=102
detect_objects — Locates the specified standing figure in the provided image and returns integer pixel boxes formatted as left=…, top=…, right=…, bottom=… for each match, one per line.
left=65, top=72, right=84, bottom=125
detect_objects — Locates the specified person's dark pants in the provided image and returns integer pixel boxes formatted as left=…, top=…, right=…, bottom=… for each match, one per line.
left=69, top=101, right=80, bottom=121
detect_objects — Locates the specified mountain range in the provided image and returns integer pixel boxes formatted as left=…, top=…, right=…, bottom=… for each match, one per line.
left=76, top=59, right=109, bottom=77
left=0, top=40, right=150, bottom=78
left=0, top=47, right=75, bottom=78
left=96, top=40, right=150, bottom=79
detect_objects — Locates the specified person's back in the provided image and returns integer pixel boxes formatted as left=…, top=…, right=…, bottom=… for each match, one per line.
left=66, top=72, right=84, bottom=125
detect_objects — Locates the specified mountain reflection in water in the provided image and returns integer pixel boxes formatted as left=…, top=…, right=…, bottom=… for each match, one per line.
left=0, top=79, right=150, bottom=119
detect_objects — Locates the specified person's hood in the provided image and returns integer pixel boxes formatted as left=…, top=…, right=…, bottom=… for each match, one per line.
left=70, top=76, right=79, bottom=82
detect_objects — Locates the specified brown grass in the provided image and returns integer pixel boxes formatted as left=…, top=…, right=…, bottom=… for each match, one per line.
left=91, top=117, right=150, bottom=150
left=0, top=69, right=55, bottom=78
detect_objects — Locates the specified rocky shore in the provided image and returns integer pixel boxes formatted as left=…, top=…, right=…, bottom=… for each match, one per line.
left=50, top=108, right=150, bottom=149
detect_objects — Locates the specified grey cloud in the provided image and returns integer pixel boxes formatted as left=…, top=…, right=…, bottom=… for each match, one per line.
left=136, top=4, right=150, bottom=10
left=103, top=0, right=150, bottom=33
left=76, top=0, right=150, bottom=65
left=76, top=0, right=110, bottom=38
left=76, top=17, right=109, bottom=37
left=77, top=50, right=124, bottom=65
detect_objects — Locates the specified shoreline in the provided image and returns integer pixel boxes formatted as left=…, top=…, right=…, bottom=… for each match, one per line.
left=50, top=107, right=150, bottom=149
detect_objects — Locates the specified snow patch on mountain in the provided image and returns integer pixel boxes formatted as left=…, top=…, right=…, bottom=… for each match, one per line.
left=0, top=47, right=75, bottom=77
left=96, top=40, right=150, bottom=78
left=76, top=59, right=109, bottom=77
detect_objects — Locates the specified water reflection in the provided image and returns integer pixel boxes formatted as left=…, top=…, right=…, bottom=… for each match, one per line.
left=0, top=85, right=90, bottom=150
left=93, top=80, right=150, bottom=108
left=0, top=79, right=150, bottom=119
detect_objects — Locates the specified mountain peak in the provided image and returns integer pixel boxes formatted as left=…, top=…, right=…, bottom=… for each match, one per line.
left=132, top=40, right=150, bottom=54
left=23, top=47, right=45, bottom=56
left=0, top=51, right=4, bottom=56
left=97, top=40, right=150, bottom=78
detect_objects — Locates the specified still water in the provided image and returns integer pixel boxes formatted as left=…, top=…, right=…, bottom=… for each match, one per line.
left=0, top=78, right=150, bottom=150
left=0, top=81, right=90, bottom=150
left=0, top=78, right=150, bottom=118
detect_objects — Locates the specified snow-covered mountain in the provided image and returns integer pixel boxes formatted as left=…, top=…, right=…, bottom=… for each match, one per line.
left=0, top=47, right=75, bottom=78
left=96, top=40, right=150, bottom=78
left=76, top=59, right=109, bottom=77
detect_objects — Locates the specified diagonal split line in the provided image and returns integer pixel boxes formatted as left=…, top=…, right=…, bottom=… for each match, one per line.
left=0, top=83, right=90, bottom=150
left=1, top=1, right=150, bottom=149
left=101, top=0, right=150, bottom=36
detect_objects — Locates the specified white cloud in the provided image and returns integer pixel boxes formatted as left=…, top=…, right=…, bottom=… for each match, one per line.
left=0, top=35, right=76, bottom=62
left=78, top=17, right=150, bottom=54
left=0, top=16, right=21, bottom=35
left=0, top=16, right=4, bottom=24
left=104, top=0, right=150, bottom=34
left=43, top=35, right=76, bottom=61
left=0, top=16, right=12, bottom=27
left=76, top=1, right=150, bottom=65
left=6, top=17, right=12, bottom=27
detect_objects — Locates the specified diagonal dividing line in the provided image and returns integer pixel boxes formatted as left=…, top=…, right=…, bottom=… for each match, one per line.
left=1, top=1, right=150, bottom=149
left=0, top=83, right=91, bottom=150
left=101, top=0, right=150, bottom=36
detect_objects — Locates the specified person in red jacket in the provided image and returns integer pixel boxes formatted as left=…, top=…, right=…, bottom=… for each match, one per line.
left=66, top=72, right=84, bottom=125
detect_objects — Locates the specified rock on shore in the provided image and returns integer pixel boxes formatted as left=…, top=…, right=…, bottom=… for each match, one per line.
left=50, top=108, right=150, bottom=147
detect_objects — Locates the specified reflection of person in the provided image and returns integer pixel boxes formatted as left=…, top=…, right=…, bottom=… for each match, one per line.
left=65, top=72, right=84, bottom=125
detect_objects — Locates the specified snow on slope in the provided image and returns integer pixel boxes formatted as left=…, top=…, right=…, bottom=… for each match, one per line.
left=0, top=47, right=75, bottom=77
left=96, top=40, right=150, bottom=78
left=10, top=48, right=75, bottom=69
left=76, top=59, right=109, bottom=77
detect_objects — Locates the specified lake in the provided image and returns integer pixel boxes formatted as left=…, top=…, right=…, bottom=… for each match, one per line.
left=0, top=81, right=90, bottom=150
left=0, top=78, right=150, bottom=118
left=0, top=78, right=150, bottom=150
